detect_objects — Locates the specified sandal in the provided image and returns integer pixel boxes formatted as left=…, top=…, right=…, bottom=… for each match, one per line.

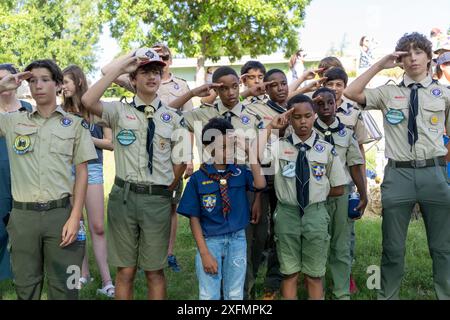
left=77, top=276, right=94, bottom=290
left=97, top=284, right=115, bottom=298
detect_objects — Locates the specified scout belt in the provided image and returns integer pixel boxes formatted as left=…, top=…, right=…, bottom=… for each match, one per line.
left=114, top=177, right=171, bottom=196
left=388, top=156, right=446, bottom=169
left=13, top=196, right=70, bottom=212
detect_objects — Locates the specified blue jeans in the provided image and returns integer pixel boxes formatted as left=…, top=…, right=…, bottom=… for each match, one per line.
left=195, top=229, right=247, bottom=300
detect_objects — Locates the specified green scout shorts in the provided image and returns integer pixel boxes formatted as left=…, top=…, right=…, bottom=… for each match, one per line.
left=273, top=202, right=330, bottom=278
left=107, top=184, right=171, bottom=271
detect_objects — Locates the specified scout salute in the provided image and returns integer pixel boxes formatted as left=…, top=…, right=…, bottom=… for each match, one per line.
left=312, top=87, right=367, bottom=300
left=259, top=94, right=347, bottom=300
left=82, top=48, right=189, bottom=300
left=177, top=117, right=266, bottom=300
left=0, top=59, right=97, bottom=300
left=344, top=32, right=450, bottom=300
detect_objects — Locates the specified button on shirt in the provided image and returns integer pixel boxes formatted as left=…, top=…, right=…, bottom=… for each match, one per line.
left=263, top=131, right=347, bottom=207
left=363, top=75, right=450, bottom=161
left=0, top=106, right=97, bottom=202
left=101, top=95, right=189, bottom=185
left=177, top=164, right=254, bottom=237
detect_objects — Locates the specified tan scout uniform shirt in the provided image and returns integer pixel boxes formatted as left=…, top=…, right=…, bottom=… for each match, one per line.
left=102, top=96, right=188, bottom=185
left=0, top=106, right=97, bottom=202
left=314, top=118, right=364, bottom=185
left=363, top=75, right=450, bottom=161
left=336, top=100, right=370, bottom=145
left=241, top=94, right=269, bottom=107
left=244, top=100, right=286, bottom=129
left=264, top=131, right=347, bottom=207
left=158, top=74, right=193, bottom=111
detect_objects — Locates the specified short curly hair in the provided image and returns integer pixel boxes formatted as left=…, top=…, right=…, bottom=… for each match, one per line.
left=395, top=32, right=433, bottom=67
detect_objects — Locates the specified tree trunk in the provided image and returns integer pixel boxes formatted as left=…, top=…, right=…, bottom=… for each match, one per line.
left=196, top=55, right=206, bottom=87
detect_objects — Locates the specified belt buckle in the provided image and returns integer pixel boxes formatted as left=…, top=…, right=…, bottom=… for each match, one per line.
left=134, top=184, right=148, bottom=193
left=412, top=159, right=426, bottom=168
left=36, top=202, right=50, bottom=211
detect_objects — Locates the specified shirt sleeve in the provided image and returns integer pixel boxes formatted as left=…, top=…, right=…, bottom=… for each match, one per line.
left=444, top=87, right=450, bottom=135
left=183, top=109, right=197, bottom=132
left=260, top=135, right=279, bottom=165
left=354, top=110, right=371, bottom=144
left=363, top=86, right=389, bottom=111
left=171, top=113, right=192, bottom=164
left=177, top=175, right=201, bottom=218
left=101, top=101, right=120, bottom=128
left=73, top=119, right=98, bottom=165
left=346, top=132, right=365, bottom=166
left=0, top=113, right=7, bottom=137
left=327, top=149, right=348, bottom=187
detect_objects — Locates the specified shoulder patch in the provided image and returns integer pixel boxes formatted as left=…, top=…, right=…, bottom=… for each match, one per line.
left=81, top=119, right=89, bottom=129
left=179, top=117, right=187, bottom=128
left=331, top=147, right=338, bottom=156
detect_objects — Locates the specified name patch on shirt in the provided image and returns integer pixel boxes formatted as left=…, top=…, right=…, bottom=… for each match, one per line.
left=202, top=180, right=214, bottom=185
left=202, top=194, right=217, bottom=213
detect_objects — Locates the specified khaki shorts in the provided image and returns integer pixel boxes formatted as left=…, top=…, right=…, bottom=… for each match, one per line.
left=107, top=184, right=171, bottom=271
left=274, top=202, right=330, bottom=278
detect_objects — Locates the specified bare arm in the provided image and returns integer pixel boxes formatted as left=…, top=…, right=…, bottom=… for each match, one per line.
left=328, top=185, right=344, bottom=197
left=349, top=164, right=368, bottom=218
left=168, top=83, right=222, bottom=109
left=92, top=126, right=114, bottom=151
left=190, top=217, right=218, bottom=274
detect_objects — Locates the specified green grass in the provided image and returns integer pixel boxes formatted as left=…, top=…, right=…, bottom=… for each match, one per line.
left=0, top=151, right=437, bottom=300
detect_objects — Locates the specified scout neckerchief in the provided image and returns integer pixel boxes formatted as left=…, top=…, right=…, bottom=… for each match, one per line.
left=266, top=100, right=286, bottom=114
left=398, top=79, right=438, bottom=151
left=287, top=133, right=319, bottom=217
left=125, top=96, right=162, bottom=174
left=313, top=118, right=345, bottom=146
left=200, top=163, right=233, bottom=218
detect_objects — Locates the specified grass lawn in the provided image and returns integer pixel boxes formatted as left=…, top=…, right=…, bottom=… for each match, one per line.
left=0, top=151, right=437, bottom=300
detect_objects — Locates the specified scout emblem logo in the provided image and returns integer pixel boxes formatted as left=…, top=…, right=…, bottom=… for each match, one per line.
left=431, top=88, right=442, bottom=97
left=430, top=115, right=439, bottom=125
left=282, top=162, right=296, bottom=178
left=161, top=113, right=172, bottom=123
left=173, top=82, right=180, bottom=90
left=60, top=117, right=73, bottom=127
left=81, top=119, right=89, bottom=129
left=202, top=194, right=217, bottom=213
left=13, top=135, right=31, bottom=154
left=241, top=115, right=250, bottom=125
left=231, top=167, right=242, bottom=177
left=385, top=109, right=405, bottom=125
left=337, top=128, right=347, bottom=137
left=116, top=129, right=136, bottom=146
left=312, top=164, right=325, bottom=181
left=314, top=143, right=325, bottom=153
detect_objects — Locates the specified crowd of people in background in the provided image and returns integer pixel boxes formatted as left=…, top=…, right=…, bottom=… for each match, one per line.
left=0, top=29, right=449, bottom=301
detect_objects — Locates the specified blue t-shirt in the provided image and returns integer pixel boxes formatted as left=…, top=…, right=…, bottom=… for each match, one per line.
left=177, top=164, right=254, bottom=237
left=444, top=135, right=450, bottom=180
left=88, top=122, right=104, bottom=165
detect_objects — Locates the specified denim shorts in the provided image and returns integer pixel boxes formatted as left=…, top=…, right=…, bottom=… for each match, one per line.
left=195, top=229, right=247, bottom=300
left=71, top=163, right=104, bottom=185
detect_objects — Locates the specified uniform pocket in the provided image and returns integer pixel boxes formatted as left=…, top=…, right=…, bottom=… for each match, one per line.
left=13, top=126, right=38, bottom=154
left=50, top=129, right=75, bottom=156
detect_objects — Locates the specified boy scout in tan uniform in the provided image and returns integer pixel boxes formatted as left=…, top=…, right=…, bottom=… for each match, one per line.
left=345, top=32, right=450, bottom=299
left=336, top=101, right=370, bottom=145
left=0, top=60, right=97, bottom=300
left=82, top=48, right=188, bottom=300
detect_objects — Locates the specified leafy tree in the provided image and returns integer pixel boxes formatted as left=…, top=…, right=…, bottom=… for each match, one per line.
left=0, top=0, right=102, bottom=74
left=101, top=0, right=311, bottom=85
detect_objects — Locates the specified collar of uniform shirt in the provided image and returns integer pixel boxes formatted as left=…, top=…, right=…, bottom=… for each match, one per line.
left=161, top=73, right=175, bottom=85
left=403, top=74, right=433, bottom=88
left=134, top=95, right=161, bottom=110
left=316, top=117, right=339, bottom=130
left=30, top=105, right=65, bottom=117
left=203, top=163, right=239, bottom=175
left=217, top=100, right=243, bottom=117
left=291, top=130, right=317, bottom=148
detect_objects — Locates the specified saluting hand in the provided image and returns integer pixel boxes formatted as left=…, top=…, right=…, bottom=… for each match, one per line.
left=377, top=51, right=408, bottom=70
left=0, top=71, right=32, bottom=93
left=190, top=83, right=223, bottom=97
left=302, top=77, right=328, bottom=93
left=301, top=68, right=325, bottom=81
left=118, top=56, right=141, bottom=75
left=269, top=108, right=294, bottom=130
left=60, top=215, right=80, bottom=247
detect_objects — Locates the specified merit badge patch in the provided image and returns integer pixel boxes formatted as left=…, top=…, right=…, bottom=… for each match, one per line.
left=282, top=162, right=296, bottom=178
left=202, top=194, right=217, bottom=213
left=13, top=135, right=31, bottom=154
left=312, top=164, right=325, bottom=181
left=430, top=115, right=439, bottom=125
left=161, top=113, right=172, bottom=123
left=385, top=109, right=405, bottom=125
left=60, top=117, right=73, bottom=127
left=431, top=88, right=442, bottom=97
left=337, top=128, right=347, bottom=137
left=231, top=167, right=242, bottom=177
left=241, top=115, right=250, bottom=125
left=81, top=119, right=89, bottom=129
left=314, top=143, right=325, bottom=153
left=116, top=129, right=136, bottom=146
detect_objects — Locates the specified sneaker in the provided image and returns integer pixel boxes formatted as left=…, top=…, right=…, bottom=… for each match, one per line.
left=168, top=255, right=181, bottom=272
left=262, top=290, right=277, bottom=300
left=349, top=274, right=359, bottom=295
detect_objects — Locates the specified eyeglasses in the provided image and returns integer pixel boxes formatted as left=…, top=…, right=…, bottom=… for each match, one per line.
left=160, top=55, right=170, bottom=61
